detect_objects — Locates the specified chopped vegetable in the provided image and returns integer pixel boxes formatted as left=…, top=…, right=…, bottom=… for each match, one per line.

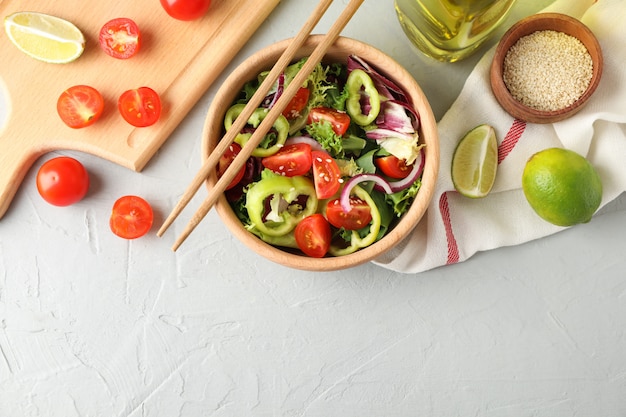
left=118, top=87, right=161, bottom=127
left=375, top=155, right=412, bottom=179
left=326, top=196, right=372, bottom=230
left=262, top=143, right=312, bottom=177
left=57, top=85, right=104, bottom=129
left=282, top=86, right=310, bottom=119
left=99, top=18, right=141, bottom=59
left=345, top=69, right=381, bottom=126
left=221, top=55, right=426, bottom=257
left=217, top=142, right=246, bottom=190
left=245, top=173, right=318, bottom=237
left=294, top=214, right=331, bottom=258
left=110, top=195, right=154, bottom=239
left=311, top=150, right=342, bottom=199
left=328, top=185, right=382, bottom=257
left=308, top=107, right=351, bottom=136
left=224, top=104, right=290, bottom=157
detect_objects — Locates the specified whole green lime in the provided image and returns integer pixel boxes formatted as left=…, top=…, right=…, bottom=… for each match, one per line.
left=522, top=148, right=602, bottom=227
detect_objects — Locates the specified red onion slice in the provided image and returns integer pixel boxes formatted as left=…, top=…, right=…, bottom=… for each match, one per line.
left=340, top=174, right=393, bottom=212
left=385, top=147, right=425, bottom=192
left=284, top=135, right=324, bottom=152
left=339, top=147, right=425, bottom=212
left=265, top=73, right=286, bottom=109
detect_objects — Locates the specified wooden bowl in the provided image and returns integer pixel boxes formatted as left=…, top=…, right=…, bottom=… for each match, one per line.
left=201, top=35, right=439, bottom=271
left=490, top=13, right=603, bottom=124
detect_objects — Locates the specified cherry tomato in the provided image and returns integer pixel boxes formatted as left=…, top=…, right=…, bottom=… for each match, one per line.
left=326, top=197, right=372, bottom=230
left=308, top=107, right=351, bottom=136
left=294, top=214, right=331, bottom=258
left=217, top=142, right=246, bottom=190
left=311, top=150, right=341, bottom=199
left=57, top=85, right=104, bottom=129
left=282, top=87, right=310, bottom=120
left=375, top=155, right=412, bottom=179
left=261, top=143, right=312, bottom=177
left=36, top=157, right=89, bottom=206
left=109, top=195, right=154, bottom=239
left=118, top=87, right=162, bottom=127
left=99, top=18, right=141, bottom=59
left=160, top=0, right=212, bottom=21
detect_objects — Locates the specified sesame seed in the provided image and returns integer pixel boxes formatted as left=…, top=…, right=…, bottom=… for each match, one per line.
left=502, top=30, right=593, bottom=111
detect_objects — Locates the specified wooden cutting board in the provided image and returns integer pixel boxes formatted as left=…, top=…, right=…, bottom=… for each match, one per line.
left=0, top=0, right=280, bottom=219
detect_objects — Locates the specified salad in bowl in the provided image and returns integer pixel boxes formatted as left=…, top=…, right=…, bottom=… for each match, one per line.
left=202, top=36, right=439, bottom=271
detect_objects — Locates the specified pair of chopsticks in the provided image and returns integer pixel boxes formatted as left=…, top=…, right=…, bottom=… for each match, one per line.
left=157, top=0, right=364, bottom=251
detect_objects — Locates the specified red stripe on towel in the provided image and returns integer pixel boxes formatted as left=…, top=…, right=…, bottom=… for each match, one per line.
left=439, top=192, right=459, bottom=265
left=498, top=119, right=526, bottom=164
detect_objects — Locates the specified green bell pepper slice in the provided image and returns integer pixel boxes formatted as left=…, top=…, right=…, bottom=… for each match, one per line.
left=250, top=230, right=299, bottom=249
left=328, top=185, right=382, bottom=256
left=224, top=104, right=290, bottom=157
left=246, top=174, right=318, bottom=237
left=345, top=69, right=381, bottom=126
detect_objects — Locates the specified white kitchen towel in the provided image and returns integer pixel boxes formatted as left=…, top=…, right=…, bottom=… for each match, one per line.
left=374, top=0, right=626, bottom=273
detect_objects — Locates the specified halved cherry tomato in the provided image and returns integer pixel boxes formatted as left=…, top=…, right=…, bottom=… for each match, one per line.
left=217, top=142, right=246, bottom=190
left=118, top=87, right=162, bottom=127
left=160, top=0, right=212, bottom=21
left=311, top=150, right=341, bottom=199
left=57, top=85, right=104, bottom=129
left=326, top=197, right=372, bottom=230
left=282, top=87, right=310, bottom=120
left=375, top=155, right=412, bottom=179
left=308, top=107, right=351, bottom=136
left=36, top=157, right=90, bottom=207
left=109, top=195, right=154, bottom=239
left=294, top=214, right=331, bottom=258
left=261, top=142, right=312, bottom=177
left=99, top=18, right=141, bottom=59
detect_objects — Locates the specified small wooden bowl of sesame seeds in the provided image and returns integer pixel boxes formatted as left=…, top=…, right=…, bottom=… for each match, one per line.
left=490, top=13, right=603, bottom=124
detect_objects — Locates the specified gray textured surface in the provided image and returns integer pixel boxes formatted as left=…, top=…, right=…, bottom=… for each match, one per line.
left=1, top=1, right=625, bottom=415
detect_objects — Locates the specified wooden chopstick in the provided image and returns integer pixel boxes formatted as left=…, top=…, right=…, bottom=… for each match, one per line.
left=157, top=0, right=334, bottom=239
left=163, top=0, right=364, bottom=251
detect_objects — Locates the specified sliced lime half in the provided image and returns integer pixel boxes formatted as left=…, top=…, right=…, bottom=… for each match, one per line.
left=4, top=11, right=85, bottom=64
left=451, top=124, right=498, bottom=198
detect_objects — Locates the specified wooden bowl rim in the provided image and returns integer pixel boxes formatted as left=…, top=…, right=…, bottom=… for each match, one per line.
left=490, top=12, right=603, bottom=124
left=200, top=35, right=440, bottom=271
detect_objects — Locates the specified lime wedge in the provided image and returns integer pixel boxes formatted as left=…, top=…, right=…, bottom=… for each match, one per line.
left=4, top=12, right=85, bottom=64
left=451, top=124, right=498, bottom=198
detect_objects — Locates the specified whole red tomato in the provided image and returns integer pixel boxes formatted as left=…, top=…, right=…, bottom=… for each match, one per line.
left=160, top=0, right=212, bottom=21
left=36, top=157, right=90, bottom=206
